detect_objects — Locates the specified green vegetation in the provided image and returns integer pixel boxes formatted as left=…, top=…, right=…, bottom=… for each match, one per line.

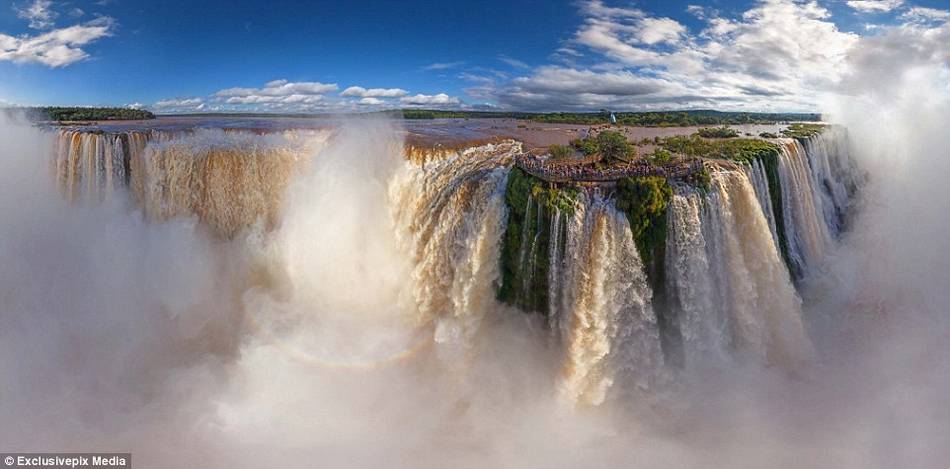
left=659, top=135, right=780, bottom=164
left=569, top=130, right=635, bottom=161
left=399, top=109, right=822, bottom=126
left=759, top=132, right=779, bottom=139
left=547, top=144, right=574, bottom=160
left=596, top=130, right=635, bottom=162
left=615, top=176, right=672, bottom=271
left=570, top=136, right=600, bottom=155
left=644, top=148, right=674, bottom=165
left=697, top=126, right=739, bottom=138
left=781, top=123, right=826, bottom=139
left=27, top=106, right=155, bottom=121
left=684, top=166, right=712, bottom=192
left=498, top=168, right=578, bottom=314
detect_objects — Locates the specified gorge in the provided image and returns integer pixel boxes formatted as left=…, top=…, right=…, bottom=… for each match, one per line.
left=43, top=119, right=860, bottom=407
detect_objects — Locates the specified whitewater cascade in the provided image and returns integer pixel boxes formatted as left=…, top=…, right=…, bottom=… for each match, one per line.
left=46, top=125, right=858, bottom=407
left=776, top=139, right=835, bottom=276
left=390, top=141, right=518, bottom=352
left=666, top=172, right=812, bottom=368
left=51, top=129, right=329, bottom=237
left=557, top=193, right=662, bottom=405
left=799, top=127, right=857, bottom=235
left=744, top=158, right=780, bottom=249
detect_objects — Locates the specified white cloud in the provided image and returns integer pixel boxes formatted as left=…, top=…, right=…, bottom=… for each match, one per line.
left=846, top=0, right=904, bottom=13
left=422, top=61, right=465, bottom=71
left=637, top=17, right=686, bottom=45
left=0, top=16, right=116, bottom=67
left=209, top=79, right=339, bottom=110
left=489, top=0, right=859, bottom=111
left=400, top=93, right=462, bottom=106
left=126, top=102, right=143, bottom=109
left=215, top=79, right=338, bottom=98
left=68, top=8, right=85, bottom=18
left=14, top=0, right=57, bottom=30
left=498, top=55, right=530, bottom=69
left=358, top=97, right=384, bottom=106
left=154, top=98, right=203, bottom=108
left=152, top=98, right=206, bottom=113
left=900, top=7, right=950, bottom=23
left=340, top=86, right=408, bottom=98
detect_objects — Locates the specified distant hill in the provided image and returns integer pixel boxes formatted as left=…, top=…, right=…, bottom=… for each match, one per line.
left=15, top=107, right=156, bottom=122
left=401, top=109, right=822, bottom=126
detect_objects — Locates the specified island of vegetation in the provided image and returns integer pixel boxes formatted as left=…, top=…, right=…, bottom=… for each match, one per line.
left=17, top=107, right=156, bottom=122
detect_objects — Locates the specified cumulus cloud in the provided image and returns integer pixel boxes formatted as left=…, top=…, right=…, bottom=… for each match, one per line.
left=0, top=16, right=116, bottom=67
left=14, top=0, right=57, bottom=30
left=340, top=86, right=408, bottom=98
left=357, top=97, right=384, bottom=106
left=152, top=98, right=205, bottom=113
left=215, top=79, right=338, bottom=98
left=485, top=0, right=858, bottom=111
left=400, top=93, right=462, bottom=106
left=846, top=0, right=904, bottom=13
left=208, top=79, right=339, bottom=109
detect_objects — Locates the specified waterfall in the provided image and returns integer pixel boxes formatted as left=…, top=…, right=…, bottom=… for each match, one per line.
left=523, top=197, right=543, bottom=300
left=54, top=130, right=130, bottom=203
left=558, top=192, right=662, bottom=405
left=666, top=185, right=727, bottom=366
left=696, top=170, right=812, bottom=367
left=547, top=206, right=564, bottom=332
left=744, top=158, right=780, bottom=249
left=800, top=129, right=858, bottom=235
left=50, top=128, right=329, bottom=238
left=390, top=141, right=518, bottom=352
left=777, top=139, right=834, bottom=276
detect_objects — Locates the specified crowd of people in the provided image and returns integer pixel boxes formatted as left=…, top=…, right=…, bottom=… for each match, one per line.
left=515, top=154, right=701, bottom=183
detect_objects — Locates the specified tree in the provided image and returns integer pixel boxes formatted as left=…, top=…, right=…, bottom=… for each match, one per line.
left=595, top=130, right=634, bottom=162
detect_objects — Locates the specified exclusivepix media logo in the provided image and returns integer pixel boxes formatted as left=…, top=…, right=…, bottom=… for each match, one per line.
left=1, top=454, right=130, bottom=469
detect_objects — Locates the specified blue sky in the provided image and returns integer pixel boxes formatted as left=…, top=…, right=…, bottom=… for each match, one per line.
left=1, top=0, right=948, bottom=113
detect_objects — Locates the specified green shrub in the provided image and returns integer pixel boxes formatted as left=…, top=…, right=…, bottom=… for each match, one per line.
left=697, top=126, right=739, bottom=138
left=646, top=148, right=674, bottom=165
left=548, top=144, right=573, bottom=160
left=781, top=123, right=826, bottom=139
left=570, top=137, right=600, bottom=155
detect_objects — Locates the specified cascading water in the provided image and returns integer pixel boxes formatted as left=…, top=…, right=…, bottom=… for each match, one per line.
left=558, top=192, right=662, bottom=405
left=390, top=141, right=518, bottom=354
left=50, top=128, right=329, bottom=238
left=665, top=185, right=726, bottom=366
left=744, top=158, right=780, bottom=249
left=44, top=124, right=857, bottom=403
left=54, top=130, right=131, bottom=202
left=700, top=170, right=811, bottom=367
left=800, top=128, right=858, bottom=234
left=777, top=139, right=835, bottom=276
